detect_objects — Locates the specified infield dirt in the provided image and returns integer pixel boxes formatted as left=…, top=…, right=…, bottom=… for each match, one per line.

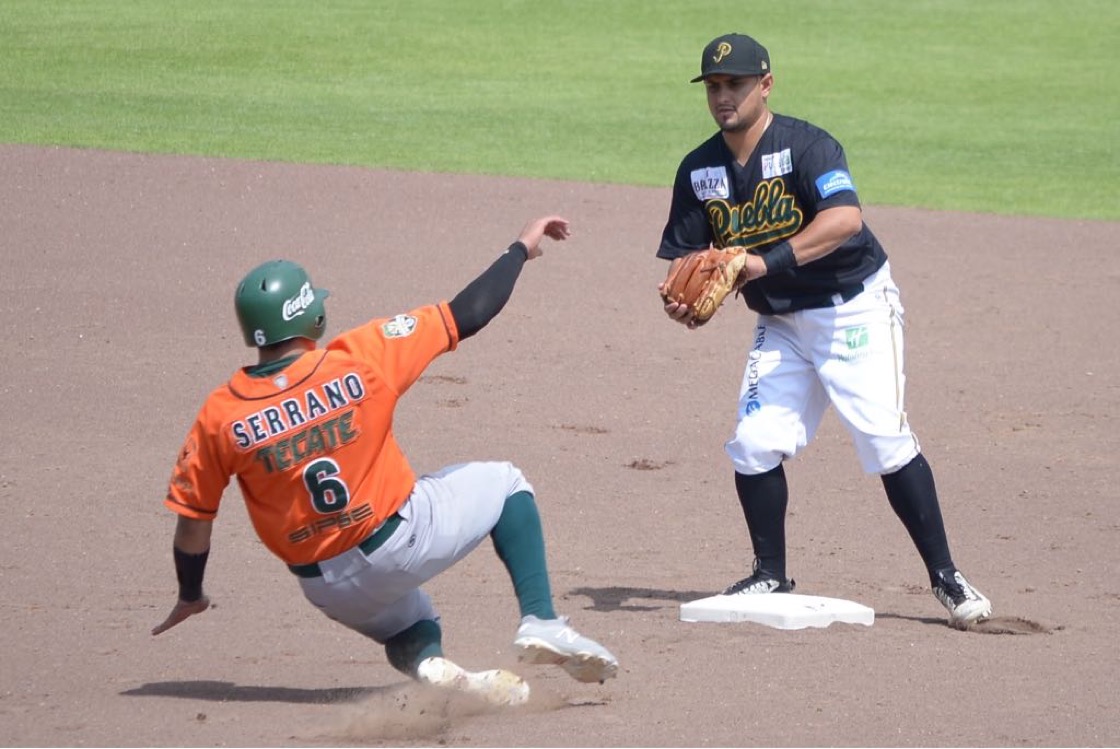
left=1, top=144, right=1117, bottom=747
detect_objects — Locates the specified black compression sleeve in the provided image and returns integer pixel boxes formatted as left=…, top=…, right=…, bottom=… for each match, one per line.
left=173, top=547, right=209, bottom=602
left=448, top=241, right=529, bottom=340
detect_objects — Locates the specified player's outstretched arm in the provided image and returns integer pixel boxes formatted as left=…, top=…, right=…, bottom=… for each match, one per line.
left=517, top=215, right=570, bottom=260
left=449, top=215, right=571, bottom=339
left=152, top=516, right=214, bottom=635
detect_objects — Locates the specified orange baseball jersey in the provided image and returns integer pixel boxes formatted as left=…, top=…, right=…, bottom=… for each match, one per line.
left=165, top=303, right=459, bottom=565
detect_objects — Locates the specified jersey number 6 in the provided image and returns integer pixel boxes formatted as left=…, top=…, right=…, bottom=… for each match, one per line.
left=303, top=458, right=351, bottom=514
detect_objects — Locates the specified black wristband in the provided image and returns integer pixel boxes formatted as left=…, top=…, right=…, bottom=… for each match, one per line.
left=511, top=240, right=530, bottom=260
left=173, top=547, right=209, bottom=603
left=762, top=241, right=797, bottom=275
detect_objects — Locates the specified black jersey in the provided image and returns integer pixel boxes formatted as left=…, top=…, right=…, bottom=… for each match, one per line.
left=657, top=114, right=887, bottom=315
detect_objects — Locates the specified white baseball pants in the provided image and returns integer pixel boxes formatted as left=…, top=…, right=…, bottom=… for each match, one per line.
left=726, top=262, right=921, bottom=476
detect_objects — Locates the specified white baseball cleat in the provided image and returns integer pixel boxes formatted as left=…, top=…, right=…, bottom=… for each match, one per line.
left=514, top=615, right=619, bottom=684
left=416, top=656, right=530, bottom=707
left=932, top=569, right=992, bottom=629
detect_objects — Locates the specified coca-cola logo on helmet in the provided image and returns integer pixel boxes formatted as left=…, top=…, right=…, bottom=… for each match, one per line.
left=282, top=282, right=316, bottom=321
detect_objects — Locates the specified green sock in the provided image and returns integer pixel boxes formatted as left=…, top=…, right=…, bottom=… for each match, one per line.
left=490, top=491, right=557, bottom=620
left=384, top=619, right=443, bottom=677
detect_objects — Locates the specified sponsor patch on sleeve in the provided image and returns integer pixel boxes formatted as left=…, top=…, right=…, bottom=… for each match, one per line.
left=815, top=169, right=855, bottom=199
left=690, top=166, right=730, bottom=201
left=381, top=314, right=417, bottom=338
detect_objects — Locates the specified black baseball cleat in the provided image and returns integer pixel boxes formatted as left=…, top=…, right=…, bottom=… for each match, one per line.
left=721, top=559, right=795, bottom=595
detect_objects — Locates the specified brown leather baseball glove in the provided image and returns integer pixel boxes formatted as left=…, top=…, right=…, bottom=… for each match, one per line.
left=660, top=246, right=749, bottom=324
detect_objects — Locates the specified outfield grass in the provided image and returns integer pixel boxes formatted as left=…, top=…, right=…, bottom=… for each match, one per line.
left=1, top=0, right=1116, bottom=219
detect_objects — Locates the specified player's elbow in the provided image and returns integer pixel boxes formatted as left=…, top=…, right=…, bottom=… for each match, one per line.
left=822, top=205, right=863, bottom=242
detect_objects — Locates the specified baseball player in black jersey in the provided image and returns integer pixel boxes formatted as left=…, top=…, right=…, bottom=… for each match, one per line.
left=658, top=33, right=992, bottom=628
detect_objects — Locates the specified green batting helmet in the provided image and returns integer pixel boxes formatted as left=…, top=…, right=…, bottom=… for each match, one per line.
left=234, top=260, right=329, bottom=347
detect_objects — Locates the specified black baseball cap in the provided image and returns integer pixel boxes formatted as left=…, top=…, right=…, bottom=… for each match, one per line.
left=691, top=33, right=771, bottom=82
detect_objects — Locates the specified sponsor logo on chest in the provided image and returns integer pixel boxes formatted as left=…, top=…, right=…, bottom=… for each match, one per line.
left=691, top=166, right=730, bottom=201
left=760, top=148, right=793, bottom=179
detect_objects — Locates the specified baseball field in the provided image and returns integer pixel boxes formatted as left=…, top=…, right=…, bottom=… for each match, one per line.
left=2, top=2, right=1118, bottom=747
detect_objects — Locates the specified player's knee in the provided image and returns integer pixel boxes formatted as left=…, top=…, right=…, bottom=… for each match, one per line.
left=495, top=461, right=534, bottom=497
left=725, top=439, right=786, bottom=475
left=725, top=423, right=794, bottom=474
left=860, top=435, right=920, bottom=475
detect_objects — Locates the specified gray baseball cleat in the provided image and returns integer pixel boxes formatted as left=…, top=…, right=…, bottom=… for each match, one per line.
left=514, top=615, right=619, bottom=684
left=932, top=569, right=992, bottom=629
left=416, top=656, right=530, bottom=707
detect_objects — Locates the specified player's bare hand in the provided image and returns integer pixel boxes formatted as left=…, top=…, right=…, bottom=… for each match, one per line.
left=659, top=289, right=704, bottom=329
left=518, top=215, right=571, bottom=259
left=152, top=595, right=211, bottom=636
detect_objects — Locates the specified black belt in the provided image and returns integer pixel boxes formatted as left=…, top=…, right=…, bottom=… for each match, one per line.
left=287, top=513, right=404, bottom=578
left=756, top=283, right=866, bottom=314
